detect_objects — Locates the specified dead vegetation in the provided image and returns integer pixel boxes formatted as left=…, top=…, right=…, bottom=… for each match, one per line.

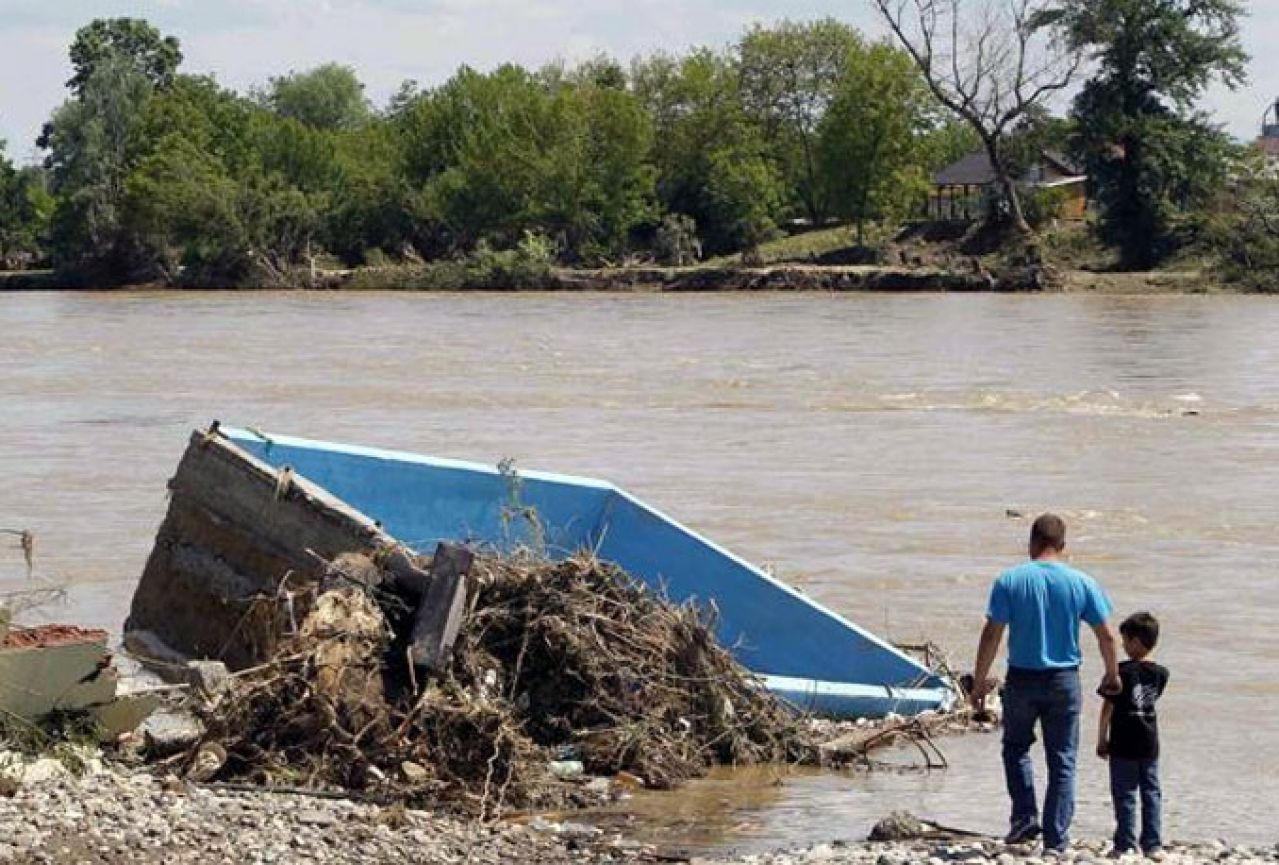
left=155, top=549, right=968, bottom=819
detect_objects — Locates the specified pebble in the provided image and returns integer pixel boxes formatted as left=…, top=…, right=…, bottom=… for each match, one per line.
left=0, top=769, right=1276, bottom=865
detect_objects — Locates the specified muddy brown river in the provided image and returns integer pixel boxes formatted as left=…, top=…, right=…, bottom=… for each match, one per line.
left=2, top=290, right=1276, bottom=850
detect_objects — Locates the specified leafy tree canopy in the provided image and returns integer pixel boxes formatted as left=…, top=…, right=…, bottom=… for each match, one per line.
left=262, top=63, right=371, bottom=130
left=1064, top=0, right=1247, bottom=266
left=818, top=42, right=934, bottom=242
left=68, top=18, right=182, bottom=94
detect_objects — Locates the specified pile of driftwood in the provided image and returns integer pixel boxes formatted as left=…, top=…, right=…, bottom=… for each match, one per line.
left=166, top=551, right=806, bottom=816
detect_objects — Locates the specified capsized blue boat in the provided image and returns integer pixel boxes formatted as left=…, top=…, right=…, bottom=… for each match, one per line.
left=225, top=427, right=953, bottom=719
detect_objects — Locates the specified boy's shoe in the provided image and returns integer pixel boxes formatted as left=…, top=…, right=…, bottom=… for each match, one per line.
left=1043, top=844, right=1070, bottom=858
left=1143, top=848, right=1165, bottom=861
left=1004, top=819, right=1042, bottom=844
left=1108, top=847, right=1138, bottom=859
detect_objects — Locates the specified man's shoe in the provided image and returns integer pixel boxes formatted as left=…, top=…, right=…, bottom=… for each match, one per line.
left=1004, top=820, right=1042, bottom=844
left=1143, top=848, right=1165, bottom=861
left=1108, top=847, right=1138, bottom=859
left=1043, top=844, right=1070, bottom=857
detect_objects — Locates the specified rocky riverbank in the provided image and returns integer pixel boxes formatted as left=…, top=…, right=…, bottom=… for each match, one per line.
left=694, top=838, right=1279, bottom=865
left=0, top=768, right=654, bottom=864
left=3, top=768, right=1275, bottom=865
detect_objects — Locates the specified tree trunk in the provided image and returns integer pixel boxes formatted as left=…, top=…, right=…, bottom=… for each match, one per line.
left=983, top=137, right=1032, bottom=237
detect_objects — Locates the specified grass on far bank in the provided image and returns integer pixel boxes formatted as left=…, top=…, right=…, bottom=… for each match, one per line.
left=705, top=225, right=864, bottom=267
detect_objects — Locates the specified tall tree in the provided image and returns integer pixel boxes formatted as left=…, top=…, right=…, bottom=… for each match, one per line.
left=44, top=56, right=154, bottom=281
left=817, top=43, right=934, bottom=243
left=262, top=64, right=371, bottom=130
left=737, top=19, right=863, bottom=224
left=0, top=143, right=21, bottom=266
left=0, top=157, right=53, bottom=268
left=871, top=0, right=1080, bottom=235
left=1063, top=0, right=1247, bottom=267
left=633, top=49, right=782, bottom=254
left=67, top=18, right=182, bottom=93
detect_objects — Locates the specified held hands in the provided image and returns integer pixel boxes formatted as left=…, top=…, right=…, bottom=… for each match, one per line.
left=1096, top=740, right=1110, bottom=759
left=1098, top=672, right=1122, bottom=697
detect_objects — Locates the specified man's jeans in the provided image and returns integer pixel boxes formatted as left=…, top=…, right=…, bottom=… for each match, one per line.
left=1001, top=667, right=1082, bottom=850
left=1110, top=757, right=1162, bottom=853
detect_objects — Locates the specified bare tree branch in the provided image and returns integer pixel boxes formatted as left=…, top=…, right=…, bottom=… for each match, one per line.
left=871, top=0, right=1080, bottom=234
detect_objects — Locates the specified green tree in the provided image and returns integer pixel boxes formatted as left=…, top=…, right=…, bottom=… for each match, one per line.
left=1063, top=0, right=1247, bottom=267
left=0, top=144, right=22, bottom=266
left=539, top=72, right=655, bottom=260
left=121, top=134, right=244, bottom=283
left=634, top=49, right=782, bottom=254
left=44, top=56, right=155, bottom=282
left=919, top=119, right=982, bottom=172
left=396, top=63, right=654, bottom=261
left=705, top=147, right=784, bottom=261
left=737, top=19, right=863, bottom=224
left=327, top=121, right=414, bottom=264
left=262, top=64, right=371, bottom=130
left=817, top=43, right=933, bottom=242
left=1205, top=153, right=1279, bottom=289
left=67, top=18, right=182, bottom=93
left=0, top=158, right=54, bottom=267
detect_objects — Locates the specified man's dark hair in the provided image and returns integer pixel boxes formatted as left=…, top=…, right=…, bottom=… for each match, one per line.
left=1029, top=513, right=1067, bottom=555
left=1120, top=612, right=1160, bottom=650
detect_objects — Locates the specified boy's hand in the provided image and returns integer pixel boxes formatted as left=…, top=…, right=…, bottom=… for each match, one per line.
left=1099, top=672, right=1122, bottom=696
left=1096, top=741, right=1109, bottom=759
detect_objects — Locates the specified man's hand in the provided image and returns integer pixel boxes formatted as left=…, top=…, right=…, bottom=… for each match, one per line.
left=968, top=676, right=1000, bottom=710
left=1096, top=740, right=1109, bottom=759
left=1091, top=621, right=1121, bottom=694
left=972, top=617, right=1006, bottom=710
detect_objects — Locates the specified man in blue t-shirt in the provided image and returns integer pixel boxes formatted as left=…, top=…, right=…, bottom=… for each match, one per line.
left=971, top=514, right=1121, bottom=854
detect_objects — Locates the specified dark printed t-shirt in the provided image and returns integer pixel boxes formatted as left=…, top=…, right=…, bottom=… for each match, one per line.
left=1104, top=659, right=1170, bottom=760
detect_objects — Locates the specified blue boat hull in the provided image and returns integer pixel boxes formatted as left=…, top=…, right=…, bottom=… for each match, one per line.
left=226, top=427, right=952, bottom=719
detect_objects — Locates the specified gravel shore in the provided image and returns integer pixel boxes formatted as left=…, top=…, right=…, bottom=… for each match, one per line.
left=0, top=769, right=651, bottom=865
left=2, top=769, right=1275, bottom=865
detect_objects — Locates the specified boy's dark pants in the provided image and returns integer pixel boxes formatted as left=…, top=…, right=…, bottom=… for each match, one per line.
left=1110, top=757, right=1162, bottom=852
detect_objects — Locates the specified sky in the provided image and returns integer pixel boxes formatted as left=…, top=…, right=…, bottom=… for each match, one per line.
left=0, top=0, right=1276, bottom=163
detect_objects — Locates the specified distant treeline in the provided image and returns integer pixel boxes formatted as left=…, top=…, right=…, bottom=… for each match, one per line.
left=1, top=13, right=1276, bottom=289
left=0, top=17, right=987, bottom=286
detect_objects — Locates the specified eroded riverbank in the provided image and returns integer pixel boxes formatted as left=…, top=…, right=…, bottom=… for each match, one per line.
left=1, top=265, right=1222, bottom=293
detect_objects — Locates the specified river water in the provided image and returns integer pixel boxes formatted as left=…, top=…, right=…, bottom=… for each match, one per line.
left=2, top=291, right=1276, bottom=850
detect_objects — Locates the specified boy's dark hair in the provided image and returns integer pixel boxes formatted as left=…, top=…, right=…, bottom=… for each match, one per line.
left=1120, top=612, right=1160, bottom=650
left=1029, top=513, right=1067, bottom=555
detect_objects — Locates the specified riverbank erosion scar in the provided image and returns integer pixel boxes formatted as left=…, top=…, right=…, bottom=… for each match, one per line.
left=339, top=263, right=1039, bottom=292
left=552, top=265, right=1023, bottom=292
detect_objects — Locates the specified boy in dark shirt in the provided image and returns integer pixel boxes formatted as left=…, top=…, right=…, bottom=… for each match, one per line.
left=1097, top=612, right=1170, bottom=857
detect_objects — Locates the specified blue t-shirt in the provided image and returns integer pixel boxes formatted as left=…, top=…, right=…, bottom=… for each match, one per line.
left=987, top=560, right=1112, bottom=670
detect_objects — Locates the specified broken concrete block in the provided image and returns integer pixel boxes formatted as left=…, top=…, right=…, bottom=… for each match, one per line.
left=0, top=626, right=116, bottom=721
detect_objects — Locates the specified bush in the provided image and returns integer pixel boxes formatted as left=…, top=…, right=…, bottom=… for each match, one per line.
left=1022, top=186, right=1070, bottom=230
left=345, top=233, right=554, bottom=290
left=652, top=214, right=701, bottom=265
